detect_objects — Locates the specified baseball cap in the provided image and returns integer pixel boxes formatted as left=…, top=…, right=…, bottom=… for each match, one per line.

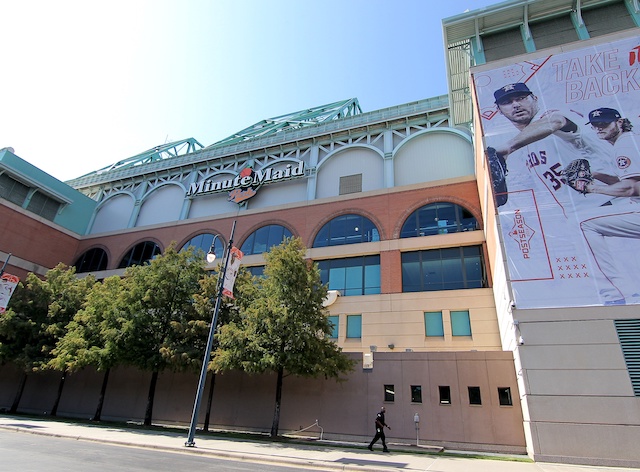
left=586, top=108, right=621, bottom=125
left=494, top=83, right=532, bottom=104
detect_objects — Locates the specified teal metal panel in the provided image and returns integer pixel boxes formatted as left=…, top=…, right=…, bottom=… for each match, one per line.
left=0, top=149, right=96, bottom=235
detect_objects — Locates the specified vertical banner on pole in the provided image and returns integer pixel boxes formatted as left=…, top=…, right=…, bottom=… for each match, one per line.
left=222, top=247, right=243, bottom=299
left=0, top=274, right=20, bottom=313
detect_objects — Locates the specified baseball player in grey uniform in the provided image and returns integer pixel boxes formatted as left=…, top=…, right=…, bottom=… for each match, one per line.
left=579, top=108, right=640, bottom=304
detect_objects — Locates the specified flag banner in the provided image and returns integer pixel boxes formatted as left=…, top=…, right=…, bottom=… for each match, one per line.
left=474, top=34, right=640, bottom=308
left=0, top=273, right=20, bottom=313
left=222, top=247, right=243, bottom=299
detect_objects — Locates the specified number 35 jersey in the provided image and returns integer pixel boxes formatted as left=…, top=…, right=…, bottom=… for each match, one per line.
left=505, top=108, right=614, bottom=218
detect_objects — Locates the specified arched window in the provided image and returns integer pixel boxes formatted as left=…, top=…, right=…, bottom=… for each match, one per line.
left=240, top=225, right=293, bottom=255
left=313, top=214, right=379, bottom=247
left=181, top=233, right=225, bottom=260
left=400, top=202, right=477, bottom=238
left=118, top=241, right=161, bottom=268
left=74, top=248, right=108, bottom=273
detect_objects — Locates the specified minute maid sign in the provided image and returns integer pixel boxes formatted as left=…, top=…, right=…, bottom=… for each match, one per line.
left=187, top=161, right=305, bottom=204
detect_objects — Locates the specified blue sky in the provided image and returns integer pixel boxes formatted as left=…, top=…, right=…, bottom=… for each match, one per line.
left=1, top=0, right=494, bottom=181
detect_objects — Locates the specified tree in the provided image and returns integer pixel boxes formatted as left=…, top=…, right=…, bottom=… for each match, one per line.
left=0, top=264, right=95, bottom=414
left=211, top=237, right=354, bottom=437
left=113, top=244, right=209, bottom=426
left=48, top=275, right=127, bottom=421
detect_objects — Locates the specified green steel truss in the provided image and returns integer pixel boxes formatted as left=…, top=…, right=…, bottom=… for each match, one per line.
left=79, top=138, right=204, bottom=179
left=207, top=98, right=363, bottom=149
left=77, top=99, right=362, bottom=180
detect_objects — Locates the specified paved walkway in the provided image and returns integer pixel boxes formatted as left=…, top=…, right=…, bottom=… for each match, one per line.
left=0, top=414, right=637, bottom=471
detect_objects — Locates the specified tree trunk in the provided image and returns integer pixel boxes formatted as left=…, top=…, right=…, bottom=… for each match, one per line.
left=92, top=368, right=110, bottom=421
left=9, top=373, right=27, bottom=414
left=144, top=371, right=159, bottom=426
left=203, top=372, right=216, bottom=432
left=270, top=366, right=284, bottom=438
left=50, top=371, right=67, bottom=416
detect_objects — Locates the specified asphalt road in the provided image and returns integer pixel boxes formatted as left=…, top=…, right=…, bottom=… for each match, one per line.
left=0, top=430, right=307, bottom=472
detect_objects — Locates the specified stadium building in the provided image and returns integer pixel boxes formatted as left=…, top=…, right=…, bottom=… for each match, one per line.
left=1, top=0, right=639, bottom=466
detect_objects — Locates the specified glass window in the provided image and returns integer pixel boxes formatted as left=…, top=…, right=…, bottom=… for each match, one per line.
left=498, top=387, right=513, bottom=406
left=439, top=386, right=451, bottom=404
left=240, top=225, right=292, bottom=255
left=401, top=246, right=486, bottom=292
left=318, top=256, right=380, bottom=296
left=346, top=314, right=362, bottom=338
left=181, top=233, right=225, bottom=260
left=313, top=214, right=379, bottom=247
left=246, top=266, right=264, bottom=277
left=400, top=202, right=477, bottom=238
left=411, top=385, right=422, bottom=403
left=384, top=384, right=395, bottom=402
left=451, top=310, right=472, bottom=336
left=468, top=386, right=482, bottom=405
left=327, top=315, right=339, bottom=339
left=425, top=311, right=444, bottom=337
left=74, top=248, right=108, bottom=273
left=118, top=241, right=161, bottom=268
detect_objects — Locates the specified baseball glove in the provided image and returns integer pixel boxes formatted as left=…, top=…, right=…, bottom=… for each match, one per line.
left=486, top=147, right=508, bottom=207
left=561, top=158, right=592, bottom=194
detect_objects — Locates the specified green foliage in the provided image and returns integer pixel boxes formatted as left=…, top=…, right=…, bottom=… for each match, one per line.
left=0, top=264, right=95, bottom=372
left=113, top=243, right=210, bottom=373
left=211, top=237, right=354, bottom=379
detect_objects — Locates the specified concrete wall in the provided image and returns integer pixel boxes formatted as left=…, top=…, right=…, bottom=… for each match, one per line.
left=0, top=351, right=526, bottom=453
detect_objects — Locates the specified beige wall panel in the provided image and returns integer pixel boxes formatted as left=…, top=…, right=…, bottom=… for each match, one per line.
left=188, top=192, right=238, bottom=219
left=519, top=344, right=627, bottom=370
left=245, top=178, right=307, bottom=210
left=527, top=395, right=640, bottom=424
left=526, top=369, right=633, bottom=396
left=91, top=194, right=134, bottom=234
left=533, top=422, right=640, bottom=466
left=394, top=132, right=474, bottom=186
left=316, top=147, right=383, bottom=199
left=520, top=319, right=618, bottom=345
left=136, top=184, right=184, bottom=227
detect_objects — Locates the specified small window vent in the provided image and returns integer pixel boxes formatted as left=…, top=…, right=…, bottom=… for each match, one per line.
left=339, top=174, right=362, bottom=195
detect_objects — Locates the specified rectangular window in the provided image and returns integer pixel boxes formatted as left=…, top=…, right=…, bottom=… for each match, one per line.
left=451, top=310, right=472, bottom=336
left=439, top=386, right=451, bottom=404
left=498, top=387, right=512, bottom=406
left=384, top=384, right=395, bottom=402
left=327, top=315, right=339, bottom=339
left=411, top=385, right=422, bottom=403
left=468, top=386, right=482, bottom=405
left=401, top=246, right=485, bottom=292
left=346, top=314, right=362, bottom=338
left=424, top=311, right=444, bottom=337
left=318, top=256, right=380, bottom=296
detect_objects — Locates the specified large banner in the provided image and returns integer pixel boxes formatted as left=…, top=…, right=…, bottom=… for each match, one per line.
left=0, top=273, right=20, bottom=313
left=474, top=35, right=640, bottom=308
left=222, top=247, right=243, bottom=299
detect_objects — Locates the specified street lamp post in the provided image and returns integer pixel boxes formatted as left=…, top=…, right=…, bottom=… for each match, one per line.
left=0, top=253, right=11, bottom=277
left=185, top=221, right=236, bottom=447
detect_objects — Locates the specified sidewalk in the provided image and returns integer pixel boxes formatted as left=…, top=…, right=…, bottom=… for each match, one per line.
left=0, top=414, right=637, bottom=472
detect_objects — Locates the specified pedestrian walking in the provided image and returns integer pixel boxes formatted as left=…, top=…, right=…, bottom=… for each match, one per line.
left=368, top=406, right=390, bottom=452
